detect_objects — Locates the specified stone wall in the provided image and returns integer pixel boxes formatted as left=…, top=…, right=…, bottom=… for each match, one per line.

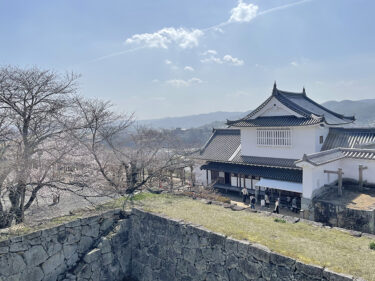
left=313, top=200, right=375, bottom=234
left=61, top=218, right=131, bottom=281
left=130, top=208, right=359, bottom=281
left=0, top=209, right=127, bottom=281
left=0, top=207, right=367, bottom=281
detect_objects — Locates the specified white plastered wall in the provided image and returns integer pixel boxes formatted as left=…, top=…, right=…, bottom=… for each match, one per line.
left=299, top=158, right=375, bottom=199
left=192, top=164, right=207, bottom=185
left=241, top=125, right=329, bottom=159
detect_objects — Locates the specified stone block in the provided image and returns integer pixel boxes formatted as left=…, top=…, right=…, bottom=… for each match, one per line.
left=78, top=236, right=93, bottom=253
left=45, top=240, right=62, bottom=257
left=9, top=241, right=28, bottom=252
left=236, top=239, right=251, bottom=258
left=99, top=218, right=114, bottom=233
left=65, top=219, right=81, bottom=228
left=81, top=224, right=99, bottom=238
left=295, top=261, right=323, bottom=278
left=0, top=253, right=26, bottom=277
left=63, top=244, right=78, bottom=260
left=24, top=245, right=48, bottom=267
left=269, top=251, right=296, bottom=268
left=22, top=266, right=44, bottom=281
left=83, top=248, right=101, bottom=264
left=102, top=252, right=113, bottom=265
left=0, top=242, right=9, bottom=254
left=42, top=251, right=64, bottom=276
left=24, top=230, right=42, bottom=240
left=98, top=237, right=111, bottom=254
left=248, top=243, right=271, bottom=263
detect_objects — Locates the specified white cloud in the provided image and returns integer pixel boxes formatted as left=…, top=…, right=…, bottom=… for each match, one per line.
left=229, top=1, right=259, bottom=23
left=184, top=66, right=194, bottom=72
left=201, top=56, right=223, bottom=64
left=125, top=27, right=204, bottom=49
left=201, top=51, right=244, bottom=66
left=202, top=49, right=218, bottom=56
left=189, top=77, right=203, bottom=84
left=223, top=54, right=244, bottom=66
left=152, top=79, right=159, bottom=83
left=166, top=77, right=203, bottom=88
left=165, top=59, right=172, bottom=65
left=290, top=61, right=299, bottom=67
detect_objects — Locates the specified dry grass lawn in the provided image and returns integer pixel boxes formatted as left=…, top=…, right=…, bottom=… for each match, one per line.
left=135, top=193, right=375, bottom=281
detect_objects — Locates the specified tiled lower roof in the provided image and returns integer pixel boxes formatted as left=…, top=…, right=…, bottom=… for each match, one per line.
left=322, top=127, right=375, bottom=150
left=297, top=148, right=375, bottom=166
left=232, top=154, right=298, bottom=169
left=227, top=116, right=323, bottom=127
left=195, top=128, right=300, bottom=169
left=196, top=128, right=241, bottom=162
left=201, top=162, right=302, bottom=183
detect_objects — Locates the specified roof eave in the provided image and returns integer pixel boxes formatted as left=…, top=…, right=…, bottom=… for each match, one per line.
left=201, top=159, right=301, bottom=170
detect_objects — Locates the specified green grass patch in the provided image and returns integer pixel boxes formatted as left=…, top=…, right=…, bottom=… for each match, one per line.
left=136, top=193, right=375, bottom=281
left=370, top=241, right=375, bottom=250
left=274, top=218, right=286, bottom=223
left=132, top=192, right=159, bottom=201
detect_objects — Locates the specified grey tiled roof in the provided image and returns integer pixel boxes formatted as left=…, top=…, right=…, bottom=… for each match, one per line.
left=201, top=162, right=302, bottom=183
left=196, top=128, right=241, bottom=162
left=227, top=85, right=355, bottom=127
left=232, top=154, right=298, bottom=168
left=297, top=147, right=375, bottom=166
left=195, top=128, right=299, bottom=169
left=227, top=116, right=323, bottom=127
left=322, top=127, right=375, bottom=150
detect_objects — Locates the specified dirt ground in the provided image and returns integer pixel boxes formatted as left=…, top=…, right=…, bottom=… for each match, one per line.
left=23, top=186, right=117, bottom=226
left=217, top=190, right=301, bottom=217
left=321, top=187, right=375, bottom=211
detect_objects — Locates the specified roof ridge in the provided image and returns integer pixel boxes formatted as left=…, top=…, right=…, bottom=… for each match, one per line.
left=340, top=147, right=375, bottom=153
left=302, top=93, right=355, bottom=122
left=330, top=127, right=375, bottom=132
left=275, top=91, right=313, bottom=118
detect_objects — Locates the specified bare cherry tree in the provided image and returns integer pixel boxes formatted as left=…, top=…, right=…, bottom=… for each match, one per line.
left=72, top=98, right=190, bottom=203
left=0, top=66, right=190, bottom=229
left=0, top=66, right=80, bottom=227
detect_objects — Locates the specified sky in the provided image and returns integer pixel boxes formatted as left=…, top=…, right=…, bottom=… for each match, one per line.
left=0, top=0, right=375, bottom=119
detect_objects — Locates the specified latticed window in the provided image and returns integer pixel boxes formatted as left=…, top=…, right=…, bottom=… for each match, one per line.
left=256, top=129, right=291, bottom=146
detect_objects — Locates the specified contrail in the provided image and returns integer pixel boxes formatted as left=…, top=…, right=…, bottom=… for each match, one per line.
left=205, top=0, right=313, bottom=32
left=90, top=0, right=314, bottom=63
left=89, top=46, right=145, bottom=63
left=258, top=0, right=313, bottom=16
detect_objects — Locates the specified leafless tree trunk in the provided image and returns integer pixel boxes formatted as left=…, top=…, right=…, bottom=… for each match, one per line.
left=72, top=98, right=191, bottom=205
left=0, top=66, right=80, bottom=227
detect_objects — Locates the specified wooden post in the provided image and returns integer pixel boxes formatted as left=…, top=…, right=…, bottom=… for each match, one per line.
left=324, top=169, right=345, bottom=197
left=206, top=170, right=208, bottom=186
left=359, top=165, right=368, bottom=190
left=338, top=168, right=343, bottom=197
left=170, top=170, right=173, bottom=190
left=183, top=168, right=186, bottom=185
left=190, top=165, right=194, bottom=187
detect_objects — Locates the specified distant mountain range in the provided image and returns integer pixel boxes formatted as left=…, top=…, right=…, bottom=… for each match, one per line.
left=137, top=111, right=249, bottom=129
left=139, top=99, right=375, bottom=130
left=322, top=99, right=375, bottom=125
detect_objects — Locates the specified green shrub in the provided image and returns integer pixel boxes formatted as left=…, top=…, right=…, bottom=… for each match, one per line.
left=274, top=218, right=286, bottom=223
left=369, top=241, right=375, bottom=250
